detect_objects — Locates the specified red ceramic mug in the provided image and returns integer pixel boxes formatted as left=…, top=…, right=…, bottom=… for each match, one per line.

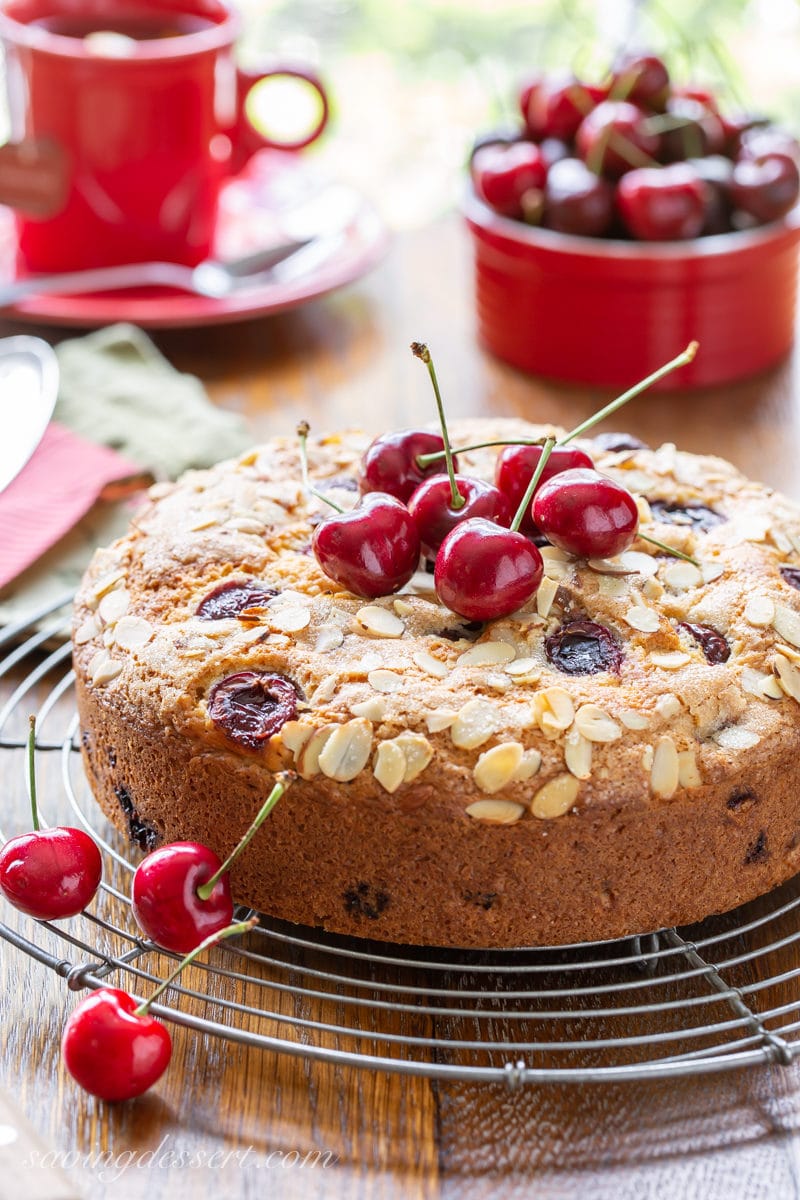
left=0, top=0, right=329, bottom=272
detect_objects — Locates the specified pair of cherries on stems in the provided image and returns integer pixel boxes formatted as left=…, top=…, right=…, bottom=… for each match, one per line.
left=306, top=339, right=699, bottom=620
left=131, top=771, right=294, bottom=954
left=63, top=917, right=257, bottom=1102
left=0, top=716, right=102, bottom=921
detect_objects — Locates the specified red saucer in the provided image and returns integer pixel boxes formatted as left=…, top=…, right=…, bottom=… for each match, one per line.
left=0, top=152, right=390, bottom=328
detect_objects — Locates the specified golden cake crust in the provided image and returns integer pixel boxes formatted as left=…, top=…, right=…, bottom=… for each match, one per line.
left=72, top=420, right=800, bottom=947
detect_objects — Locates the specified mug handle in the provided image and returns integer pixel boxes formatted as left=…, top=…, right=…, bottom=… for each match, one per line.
left=231, top=64, right=329, bottom=171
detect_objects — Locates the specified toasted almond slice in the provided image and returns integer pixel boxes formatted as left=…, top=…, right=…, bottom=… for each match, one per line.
left=587, top=556, right=639, bottom=576
left=297, top=725, right=336, bottom=779
left=90, top=655, right=123, bottom=687
left=74, top=614, right=101, bottom=645
left=368, top=669, right=404, bottom=694
left=564, top=730, right=592, bottom=780
left=574, top=704, right=621, bottom=743
left=473, top=742, right=524, bottom=794
left=536, top=576, right=560, bottom=618
left=651, top=736, right=679, bottom=798
left=98, top=587, right=130, bottom=625
left=701, top=561, right=725, bottom=584
left=619, top=709, right=650, bottom=730
left=456, top=641, right=516, bottom=668
left=655, top=694, right=681, bottom=719
left=677, top=748, right=702, bottom=789
left=373, top=741, right=407, bottom=794
left=392, top=598, right=416, bottom=617
left=269, top=607, right=311, bottom=634
left=714, top=725, right=761, bottom=750
left=226, top=516, right=266, bottom=534
left=775, top=651, right=800, bottom=703
left=624, top=605, right=660, bottom=634
left=89, top=569, right=127, bottom=604
left=512, top=749, right=542, bottom=781
left=650, top=651, right=691, bottom=670
left=280, top=720, right=314, bottom=756
left=534, top=687, right=574, bottom=735
left=412, top=649, right=450, bottom=679
left=663, top=561, right=703, bottom=590
left=394, top=733, right=434, bottom=782
left=762, top=675, right=785, bottom=700
left=531, top=773, right=579, bottom=820
left=465, top=799, right=525, bottom=824
left=506, top=657, right=539, bottom=678
left=744, top=595, right=775, bottom=628
left=113, top=615, right=154, bottom=650
left=451, top=699, right=501, bottom=749
left=773, top=603, right=800, bottom=649
left=351, top=696, right=387, bottom=721
left=425, top=707, right=458, bottom=733
left=355, top=605, right=405, bottom=638
left=309, top=676, right=337, bottom=705
left=315, top=625, right=345, bottom=652
left=317, top=718, right=373, bottom=782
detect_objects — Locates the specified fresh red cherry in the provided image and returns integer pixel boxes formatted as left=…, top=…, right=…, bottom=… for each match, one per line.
left=731, top=152, right=800, bottom=223
left=471, top=141, right=547, bottom=220
left=720, top=111, right=770, bottom=157
left=538, top=136, right=572, bottom=167
left=360, top=429, right=452, bottom=503
left=62, top=987, right=172, bottom=1103
left=132, top=842, right=233, bottom=955
left=576, top=100, right=660, bottom=179
left=495, top=443, right=594, bottom=531
left=611, top=51, right=669, bottom=107
left=532, top=468, right=639, bottom=558
left=660, top=97, right=726, bottom=161
left=738, top=125, right=800, bottom=166
left=687, top=155, right=734, bottom=234
left=62, top=917, right=255, bottom=1101
left=527, top=72, right=601, bottom=140
left=518, top=74, right=542, bottom=134
left=132, top=774, right=291, bottom=954
left=673, top=85, right=720, bottom=113
left=543, top=157, right=615, bottom=236
left=408, top=474, right=512, bottom=560
left=434, top=518, right=544, bottom=621
left=0, top=716, right=102, bottom=921
left=617, top=164, right=707, bottom=240
left=313, top=493, right=421, bottom=597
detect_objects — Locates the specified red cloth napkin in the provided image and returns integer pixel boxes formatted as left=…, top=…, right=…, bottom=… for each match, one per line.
left=0, top=421, right=148, bottom=592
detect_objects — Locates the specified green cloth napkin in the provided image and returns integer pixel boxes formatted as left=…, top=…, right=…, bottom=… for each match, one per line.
left=0, top=323, right=252, bottom=624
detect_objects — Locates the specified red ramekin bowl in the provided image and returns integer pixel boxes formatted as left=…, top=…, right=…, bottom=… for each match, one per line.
left=463, top=186, right=800, bottom=390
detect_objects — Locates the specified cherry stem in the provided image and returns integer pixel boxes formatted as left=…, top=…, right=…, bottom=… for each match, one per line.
left=559, top=341, right=698, bottom=445
left=195, top=772, right=295, bottom=903
left=638, top=532, right=700, bottom=565
left=416, top=437, right=546, bottom=467
left=410, top=342, right=464, bottom=511
left=133, top=917, right=259, bottom=1017
left=297, top=421, right=345, bottom=515
left=510, top=436, right=556, bottom=532
left=28, top=715, right=39, bottom=833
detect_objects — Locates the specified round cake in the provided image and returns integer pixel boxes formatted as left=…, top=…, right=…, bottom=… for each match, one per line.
left=72, top=419, right=800, bottom=948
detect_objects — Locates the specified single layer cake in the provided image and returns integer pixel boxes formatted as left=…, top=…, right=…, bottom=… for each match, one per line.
left=73, top=420, right=800, bottom=947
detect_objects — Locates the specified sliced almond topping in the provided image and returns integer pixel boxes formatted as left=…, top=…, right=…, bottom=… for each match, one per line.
left=714, top=725, right=760, bottom=750
left=512, top=749, right=542, bottom=781
left=297, top=725, right=336, bottom=778
left=112, top=615, right=154, bottom=650
left=642, top=577, right=664, bottom=602
left=531, top=773, right=580, bottom=820
left=651, top=736, right=679, bottom=798
left=655, top=693, right=682, bottom=720
left=355, top=605, right=405, bottom=638
left=465, top=799, right=525, bottom=824
left=701, top=561, right=725, bottom=584
left=624, top=605, right=660, bottom=634
left=280, top=721, right=314, bottom=756
left=776, top=642, right=800, bottom=665
left=536, top=576, right=560, bottom=618
left=89, top=569, right=127, bottom=604
left=412, top=649, right=450, bottom=679
left=772, top=603, right=800, bottom=649
left=533, top=687, right=575, bottom=736
left=373, top=741, right=407, bottom=794
left=744, top=595, right=775, bottom=628
left=226, top=516, right=266, bottom=534
left=506, top=657, right=539, bottom=679
left=641, top=744, right=654, bottom=771
left=587, top=556, right=639, bottom=576
left=677, top=748, right=702, bottom=789
left=351, top=696, right=387, bottom=721
left=473, top=742, right=524, bottom=794
left=269, top=607, right=311, bottom=634
left=450, top=699, right=501, bottom=749
left=74, top=614, right=101, bottom=645
left=598, top=574, right=630, bottom=599
left=317, top=718, right=373, bottom=782
left=309, top=676, right=337, bottom=705
left=619, top=709, right=649, bottom=730
left=98, top=587, right=130, bottom=625
left=620, top=550, right=659, bottom=577
left=456, top=641, right=516, bottom=668
left=315, top=625, right=345, bottom=652
left=425, top=707, right=458, bottom=733
left=574, top=704, right=622, bottom=743
left=650, top=651, right=691, bottom=670
left=775, top=651, right=800, bottom=703
left=636, top=495, right=652, bottom=523
left=663, top=561, right=703, bottom=590
left=392, top=598, right=416, bottom=617
left=368, top=669, right=404, bottom=694
left=394, top=732, right=434, bottom=782
left=89, top=654, right=123, bottom=687
left=762, top=675, right=785, bottom=700
left=564, top=730, right=592, bottom=780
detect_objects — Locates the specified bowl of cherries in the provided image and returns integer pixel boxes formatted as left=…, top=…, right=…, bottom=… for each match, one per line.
left=465, top=50, right=800, bottom=390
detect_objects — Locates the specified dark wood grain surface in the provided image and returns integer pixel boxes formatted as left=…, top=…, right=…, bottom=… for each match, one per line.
left=3, top=215, right=800, bottom=1200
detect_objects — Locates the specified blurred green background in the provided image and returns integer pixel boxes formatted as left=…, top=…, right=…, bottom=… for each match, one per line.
left=240, top=0, right=800, bottom=227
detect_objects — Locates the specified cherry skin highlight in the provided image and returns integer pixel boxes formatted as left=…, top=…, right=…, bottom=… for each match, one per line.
left=532, top=468, right=639, bottom=559
left=408, top=474, right=512, bottom=560
left=434, top=518, right=544, bottom=621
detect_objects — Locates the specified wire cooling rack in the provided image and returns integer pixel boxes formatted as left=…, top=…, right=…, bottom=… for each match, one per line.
left=3, top=598, right=800, bottom=1087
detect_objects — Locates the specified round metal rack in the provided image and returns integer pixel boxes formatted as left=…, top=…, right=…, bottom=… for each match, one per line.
left=3, top=596, right=800, bottom=1086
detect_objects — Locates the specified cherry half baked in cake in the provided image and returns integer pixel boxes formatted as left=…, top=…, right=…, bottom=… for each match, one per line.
left=72, top=337, right=800, bottom=950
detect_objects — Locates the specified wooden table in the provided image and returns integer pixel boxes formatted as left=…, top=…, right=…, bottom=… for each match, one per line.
left=3, top=214, right=800, bottom=1200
